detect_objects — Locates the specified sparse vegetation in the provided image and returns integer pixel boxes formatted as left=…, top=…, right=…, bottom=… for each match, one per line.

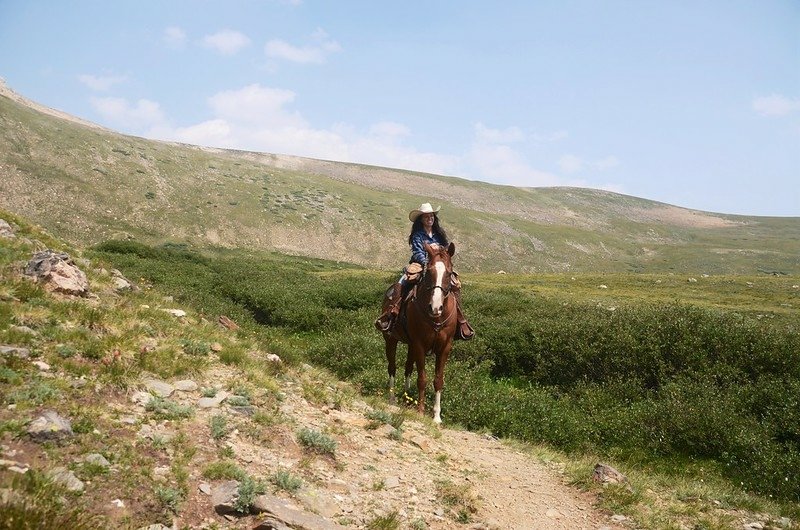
left=297, top=427, right=337, bottom=456
left=270, top=469, right=302, bottom=493
left=366, top=510, right=401, bottom=530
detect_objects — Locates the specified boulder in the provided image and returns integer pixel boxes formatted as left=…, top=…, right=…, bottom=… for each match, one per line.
left=0, top=219, right=14, bottom=238
left=24, top=250, right=89, bottom=296
left=252, top=494, right=345, bottom=529
left=211, top=480, right=241, bottom=515
left=592, top=463, right=627, bottom=484
left=49, top=467, right=84, bottom=492
left=27, top=410, right=73, bottom=443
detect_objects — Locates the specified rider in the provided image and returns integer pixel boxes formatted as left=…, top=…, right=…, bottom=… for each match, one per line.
left=374, top=202, right=475, bottom=340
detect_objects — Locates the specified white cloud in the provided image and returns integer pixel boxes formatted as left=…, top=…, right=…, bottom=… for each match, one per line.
left=474, top=122, right=525, bottom=144
left=202, top=29, right=251, bottom=55
left=369, top=121, right=411, bottom=138
left=164, top=26, right=187, bottom=49
left=592, top=155, right=619, bottom=170
left=558, top=154, right=583, bottom=174
left=77, top=73, right=127, bottom=92
left=265, top=28, right=341, bottom=63
left=468, top=140, right=561, bottom=187
left=208, top=84, right=304, bottom=127
left=89, top=96, right=167, bottom=131
left=753, top=94, right=800, bottom=117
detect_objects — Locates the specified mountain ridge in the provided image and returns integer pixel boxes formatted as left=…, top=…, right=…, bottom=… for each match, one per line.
left=1, top=81, right=798, bottom=275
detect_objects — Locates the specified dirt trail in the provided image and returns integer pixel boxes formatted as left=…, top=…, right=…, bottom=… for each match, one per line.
left=439, top=429, right=620, bottom=529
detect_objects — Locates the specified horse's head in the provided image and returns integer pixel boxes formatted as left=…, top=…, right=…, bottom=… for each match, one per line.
left=421, top=242, right=456, bottom=318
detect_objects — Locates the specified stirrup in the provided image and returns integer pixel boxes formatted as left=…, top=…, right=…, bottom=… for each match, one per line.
left=456, top=322, right=474, bottom=340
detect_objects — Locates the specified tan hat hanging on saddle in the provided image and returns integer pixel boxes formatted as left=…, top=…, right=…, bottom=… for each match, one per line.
left=404, top=262, right=423, bottom=283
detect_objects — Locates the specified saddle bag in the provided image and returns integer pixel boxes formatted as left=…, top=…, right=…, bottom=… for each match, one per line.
left=404, top=262, right=423, bottom=284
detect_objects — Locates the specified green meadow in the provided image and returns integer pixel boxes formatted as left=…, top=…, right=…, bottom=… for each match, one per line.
left=92, top=240, right=800, bottom=506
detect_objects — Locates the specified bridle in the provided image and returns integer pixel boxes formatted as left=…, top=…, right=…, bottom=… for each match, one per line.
left=412, top=259, right=455, bottom=331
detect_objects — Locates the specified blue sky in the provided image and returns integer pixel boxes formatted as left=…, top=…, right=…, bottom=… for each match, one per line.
left=1, top=1, right=797, bottom=216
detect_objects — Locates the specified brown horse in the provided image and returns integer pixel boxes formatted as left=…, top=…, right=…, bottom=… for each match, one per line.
left=381, top=242, right=457, bottom=424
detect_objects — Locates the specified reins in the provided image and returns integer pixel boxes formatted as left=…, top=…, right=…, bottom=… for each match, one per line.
left=412, top=262, right=455, bottom=332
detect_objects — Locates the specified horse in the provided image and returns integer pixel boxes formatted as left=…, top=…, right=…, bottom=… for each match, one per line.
left=381, top=242, right=458, bottom=424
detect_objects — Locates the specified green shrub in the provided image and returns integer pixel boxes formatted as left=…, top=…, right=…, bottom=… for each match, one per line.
left=297, top=428, right=337, bottom=456
left=270, top=469, right=302, bottom=493
left=145, top=397, right=194, bottom=420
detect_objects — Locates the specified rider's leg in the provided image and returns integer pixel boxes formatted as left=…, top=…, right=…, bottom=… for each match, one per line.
left=375, top=274, right=406, bottom=332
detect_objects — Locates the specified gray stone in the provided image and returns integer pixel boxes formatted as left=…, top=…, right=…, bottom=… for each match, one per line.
left=384, top=476, right=401, bottom=489
left=162, top=308, right=186, bottom=318
left=24, top=250, right=89, bottom=296
left=199, top=482, right=212, bottom=495
left=112, top=276, right=133, bottom=291
left=130, top=391, right=152, bottom=406
left=0, top=219, right=15, bottom=238
left=9, top=325, right=37, bottom=335
left=84, top=453, right=111, bottom=467
left=27, top=410, right=73, bottom=442
left=252, top=494, right=345, bottom=529
left=174, top=380, right=198, bottom=392
left=49, top=467, right=84, bottom=492
left=592, top=463, right=627, bottom=484
left=0, top=345, right=31, bottom=358
left=298, top=488, right=339, bottom=518
left=32, top=360, right=51, bottom=371
left=144, top=378, right=175, bottom=397
left=230, top=406, right=256, bottom=416
left=212, top=480, right=241, bottom=515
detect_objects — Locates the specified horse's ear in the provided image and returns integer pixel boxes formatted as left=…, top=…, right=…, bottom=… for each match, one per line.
left=447, top=242, right=455, bottom=256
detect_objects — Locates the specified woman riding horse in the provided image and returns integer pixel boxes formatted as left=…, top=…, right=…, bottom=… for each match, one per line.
left=374, top=202, right=474, bottom=340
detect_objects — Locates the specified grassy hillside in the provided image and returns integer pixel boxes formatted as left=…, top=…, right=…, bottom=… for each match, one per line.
left=1, top=83, right=799, bottom=275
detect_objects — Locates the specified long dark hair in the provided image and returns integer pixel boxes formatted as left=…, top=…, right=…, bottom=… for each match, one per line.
left=408, top=213, right=449, bottom=246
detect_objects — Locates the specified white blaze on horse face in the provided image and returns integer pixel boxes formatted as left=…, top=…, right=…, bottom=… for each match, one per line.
left=431, top=261, right=446, bottom=316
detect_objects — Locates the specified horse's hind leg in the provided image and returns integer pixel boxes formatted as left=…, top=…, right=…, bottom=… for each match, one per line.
left=409, top=343, right=427, bottom=416
left=385, top=337, right=398, bottom=405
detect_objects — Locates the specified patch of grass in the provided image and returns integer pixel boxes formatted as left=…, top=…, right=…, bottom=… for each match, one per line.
left=0, top=471, right=101, bottom=529
left=209, top=414, right=228, bottom=440
left=270, top=469, right=302, bottom=493
left=155, top=485, right=184, bottom=514
left=366, top=510, right=401, bottom=530
left=234, top=475, right=266, bottom=514
left=225, top=395, right=250, bottom=407
left=202, top=460, right=246, bottom=481
left=435, top=480, right=478, bottom=523
left=296, top=427, right=337, bottom=456
left=6, top=379, right=60, bottom=405
left=409, top=518, right=428, bottom=530
left=144, top=396, right=194, bottom=420
left=201, top=387, right=217, bottom=398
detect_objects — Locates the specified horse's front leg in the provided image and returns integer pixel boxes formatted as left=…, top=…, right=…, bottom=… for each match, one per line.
left=409, top=343, right=427, bottom=416
left=385, top=337, right=398, bottom=405
left=432, top=340, right=453, bottom=424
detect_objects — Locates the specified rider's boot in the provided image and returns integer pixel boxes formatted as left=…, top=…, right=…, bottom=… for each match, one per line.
left=453, top=288, right=475, bottom=340
left=375, top=283, right=403, bottom=332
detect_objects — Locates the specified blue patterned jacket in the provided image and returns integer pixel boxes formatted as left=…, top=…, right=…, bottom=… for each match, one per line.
left=409, top=230, right=447, bottom=265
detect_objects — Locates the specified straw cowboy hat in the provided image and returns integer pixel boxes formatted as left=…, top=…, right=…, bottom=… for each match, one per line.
left=409, top=202, right=441, bottom=222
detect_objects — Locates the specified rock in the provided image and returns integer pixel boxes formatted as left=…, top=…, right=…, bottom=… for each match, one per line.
left=230, top=406, right=256, bottom=416
left=139, top=338, right=158, bottom=353
left=28, top=410, right=73, bottom=442
left=24, top=250, right=89, bottom=296
left=9, top=325, right=37, bottom=335
left=49, top=467, right=85, bottom=492
left=408, top=434, right=432, bottom=452
left=611, top=514, right=627, bottom=522
left=599, top=284, right=608, bottom=289
left=130, top=391, right=152, bottom=406
left=212, top=480, right=241, bottom=515
left=161, top=309, right=186, bottom=318
left=592, top=463, right=627, bottom=484
left=112, top=276, right=133, bottom=291
left=174, top=380, right=198, bottom=392
left=137, top=525, right=172, bottom=530
left=32, top=360, right=51, bottom=371
left=373, top=424, right=397, bottom=438
left=546, top=508, right=562, bottom=519
left=218, top=315, right=239, bottom=330
left=384, top=476, right=401, bottom=489
left=144, top=378, right=175, bottom=397
left=688, top=277, right=698, bottom=283
left=111, top=499, right=125, bottom=508
left=298, top=488, right=340, bottom=518
left=210, top=342, right=223, bottom=352
left=199, top=482, right=212, bottom=495
left=1, top=345, right=31, bottom=358
left=744, top=523, right=764, bottom=530
left=0, top=219, right=15, bottom=238
left=0, top=459, right=29, bottom=473
left=266, top=353, right=282, bottom=364
left=84, top=453, right=111, bottom=467
left=252, top=494, right=345, bottom=529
